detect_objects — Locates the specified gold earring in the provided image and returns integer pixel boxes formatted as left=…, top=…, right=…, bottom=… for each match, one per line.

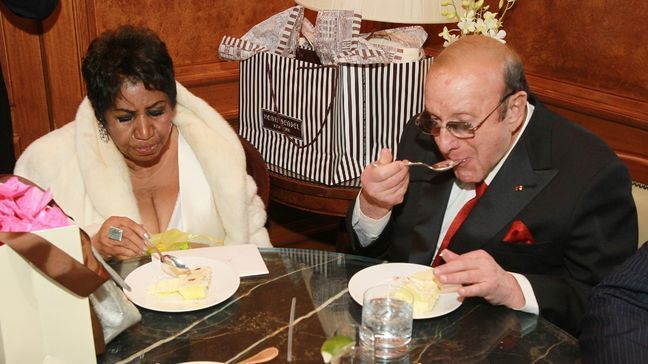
left=97, top=120, right=110, bottom=143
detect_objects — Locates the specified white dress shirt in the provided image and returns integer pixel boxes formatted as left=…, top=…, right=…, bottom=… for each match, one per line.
left=352, top=102, right=539, bottom=314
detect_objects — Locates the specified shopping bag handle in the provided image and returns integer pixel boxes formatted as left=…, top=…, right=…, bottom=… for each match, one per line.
left=0, top=174, right=109, bottom=297
left=0, top=231, right=109, bottom=297
left=265, top=60, right=338, bottom=149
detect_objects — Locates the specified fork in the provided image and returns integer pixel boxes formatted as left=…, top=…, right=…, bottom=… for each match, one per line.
left=142, top=233, right=190, bottom=276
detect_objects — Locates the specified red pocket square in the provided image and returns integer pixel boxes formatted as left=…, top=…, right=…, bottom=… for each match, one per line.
left=502, top=220, right=534, bottom=245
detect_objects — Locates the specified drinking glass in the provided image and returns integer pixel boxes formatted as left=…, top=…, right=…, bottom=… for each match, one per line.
left=332, top=345, right=412, bottom=364
left=360, top=283, right=414, bottom=360
left=331, top=345, right=373, bottom=364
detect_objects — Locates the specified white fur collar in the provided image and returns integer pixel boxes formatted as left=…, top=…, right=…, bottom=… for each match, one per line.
left=75, top=97, right=140, bottom=222
left=74, top=82, right=250, bottom=242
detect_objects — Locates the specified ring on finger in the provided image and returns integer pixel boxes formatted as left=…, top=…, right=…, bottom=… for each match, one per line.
left=107, top=226, right=124, bottom=242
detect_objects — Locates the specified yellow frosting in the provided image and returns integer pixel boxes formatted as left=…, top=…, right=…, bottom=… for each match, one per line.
left=398, top=269, right=440, bottom=316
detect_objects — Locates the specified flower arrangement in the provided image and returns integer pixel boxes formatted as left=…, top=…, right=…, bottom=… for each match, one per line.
left=438, top=0, right=517, bottom=47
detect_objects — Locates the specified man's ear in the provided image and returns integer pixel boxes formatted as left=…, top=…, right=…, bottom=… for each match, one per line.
left=505, top=91, right=528, bottom=132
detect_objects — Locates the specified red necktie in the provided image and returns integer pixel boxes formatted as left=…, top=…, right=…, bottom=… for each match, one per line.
left=431, top=182, right=487, bottom=267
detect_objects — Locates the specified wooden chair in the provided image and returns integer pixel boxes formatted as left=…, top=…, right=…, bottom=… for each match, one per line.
left=238, top=136, right=269, bottom=207
left=632, top=182, right=648, bottom=247
left=617, top=151, right=648, bottom=247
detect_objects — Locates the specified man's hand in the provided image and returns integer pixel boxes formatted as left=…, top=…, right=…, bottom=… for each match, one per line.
left=434, top=249, right=526, bottom=309
left=359, top=148, right=410, bottom=219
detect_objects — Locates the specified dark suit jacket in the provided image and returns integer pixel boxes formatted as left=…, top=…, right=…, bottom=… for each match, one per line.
left=579, top=243, right=648, bottom=363
left=347, top=95, right=638, bottom=335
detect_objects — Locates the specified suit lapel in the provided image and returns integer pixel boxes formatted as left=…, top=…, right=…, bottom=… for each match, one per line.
left=451, top=103, right=558, bottom=252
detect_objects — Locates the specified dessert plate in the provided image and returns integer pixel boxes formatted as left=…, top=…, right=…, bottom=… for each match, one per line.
left=124, top=256, right=239, bottom=312
left=348, top=263, right=462, bottom=319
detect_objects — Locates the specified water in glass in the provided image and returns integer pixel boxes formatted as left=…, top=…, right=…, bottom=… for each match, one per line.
left=360, top=284, right=413, bottom=360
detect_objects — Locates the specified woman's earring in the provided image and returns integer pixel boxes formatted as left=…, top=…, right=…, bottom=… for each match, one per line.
left=97, top=120, right=110, bottom=143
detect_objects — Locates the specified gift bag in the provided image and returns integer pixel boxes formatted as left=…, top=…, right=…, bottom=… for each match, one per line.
left=0, top=227, right=105, bottom=364
left=239, top=52, right=432, bottom=185
left=0, top=175, right=141, bottom=362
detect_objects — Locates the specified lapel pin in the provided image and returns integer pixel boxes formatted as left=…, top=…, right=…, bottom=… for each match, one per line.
left=515, top=185, right=524, bottom=191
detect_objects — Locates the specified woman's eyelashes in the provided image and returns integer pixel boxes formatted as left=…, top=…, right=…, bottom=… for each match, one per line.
left=113, top=108, right=165, bottom=123
left=116, top=113, right=133, bottom=123
left=147, top=108, right=165, bottom=117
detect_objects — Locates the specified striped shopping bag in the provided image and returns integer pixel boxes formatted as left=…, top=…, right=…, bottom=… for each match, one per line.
left=239, top=52, right=432, bottom=185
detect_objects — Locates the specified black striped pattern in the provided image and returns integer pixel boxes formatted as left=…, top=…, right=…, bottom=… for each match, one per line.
left=580, top=244, right=648, bottom=363
left=219, top=36, right=267, bottom=61
left=351, top=13, right=362, bottom=40
left=240, top=52, right=432, bottom=185
left=274, top=6, right=302, bottom=56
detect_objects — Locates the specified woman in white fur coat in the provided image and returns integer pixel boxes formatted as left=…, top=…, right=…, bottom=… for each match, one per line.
left=15, top=26, right=271, bottom=259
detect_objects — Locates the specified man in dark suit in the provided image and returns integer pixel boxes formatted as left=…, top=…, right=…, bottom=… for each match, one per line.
left=346, top=35, right=637, bottom=335
left=579, top=243, right=648, bottom=363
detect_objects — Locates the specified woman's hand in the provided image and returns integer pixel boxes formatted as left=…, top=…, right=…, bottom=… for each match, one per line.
left=92, top=216, right=149, bottom=260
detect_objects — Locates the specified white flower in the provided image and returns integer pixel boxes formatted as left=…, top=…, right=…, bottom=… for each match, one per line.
left=444, top=34, right=460, bottom=47
left=438, top=0, right=516, bottom=47
left=474, top=18, right=487, bottom=34
left=439, top=26, right=453, bottom=40
left=482, top=11, right=499, bottom=31
left=438, top=26, right=460, bottom=47
left=488, top=29, right=507, bottom=43
left=457, top=10, right=477, bottom=34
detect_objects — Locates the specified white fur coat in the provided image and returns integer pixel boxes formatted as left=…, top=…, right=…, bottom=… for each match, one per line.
left=15, top=82, right=271, bottom=247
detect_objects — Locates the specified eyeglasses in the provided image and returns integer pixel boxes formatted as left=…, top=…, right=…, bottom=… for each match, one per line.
left=415, top=91, right=516, bottom=139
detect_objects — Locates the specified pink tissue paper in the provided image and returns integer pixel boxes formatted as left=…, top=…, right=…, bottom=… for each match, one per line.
left=0, top=177, right=70, bottom=232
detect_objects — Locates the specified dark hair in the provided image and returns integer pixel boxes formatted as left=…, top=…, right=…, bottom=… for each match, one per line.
left=499, top=49, right=529, bottom=120
left=502, top=49, right=529, bottom=95
left=81, top=25, right=176, bottom=125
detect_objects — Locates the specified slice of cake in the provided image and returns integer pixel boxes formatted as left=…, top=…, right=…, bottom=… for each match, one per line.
left=396, top=269, right=441, bottom=316
left=148, top=266, right=213, bottom=300
left=148, top=277, right=180, bottom=297
left=177, top=267, right=212, bottom=300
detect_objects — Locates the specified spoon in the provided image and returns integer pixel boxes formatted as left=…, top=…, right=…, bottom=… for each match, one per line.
left=238, top=347, right=279, bottom=364
left=407, top=159, right=464, bottom=171
left=372, top=158, right=466, bottom=171
left=142, top=233, right=190, bottom=276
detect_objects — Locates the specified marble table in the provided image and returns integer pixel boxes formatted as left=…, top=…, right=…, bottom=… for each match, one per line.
left=101, top=248, right=580, bottom=363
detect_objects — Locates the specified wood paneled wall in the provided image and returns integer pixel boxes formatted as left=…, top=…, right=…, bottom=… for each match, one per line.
left=1, top=3, right=54, bottom=155
left=2, top=0, right=647, bottom=182
left=504, top=0, right=648, bottom=183
left=1, top=0, right=295, bottom=152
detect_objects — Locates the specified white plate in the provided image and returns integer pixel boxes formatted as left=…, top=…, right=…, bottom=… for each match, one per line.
left=348, top=263, right=462, bottom=319
left=123, top=256, right=240, bottom=313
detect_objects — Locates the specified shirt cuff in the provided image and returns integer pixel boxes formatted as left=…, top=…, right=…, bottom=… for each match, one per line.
left=510, top=272, right=539, bottom=315
left=351, top=194, right=391, bottom=247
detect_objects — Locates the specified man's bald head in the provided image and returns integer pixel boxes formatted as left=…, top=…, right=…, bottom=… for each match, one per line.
left=432, top=35, right=528, bottom=95
left=422, top=35, right=531, bottom=184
